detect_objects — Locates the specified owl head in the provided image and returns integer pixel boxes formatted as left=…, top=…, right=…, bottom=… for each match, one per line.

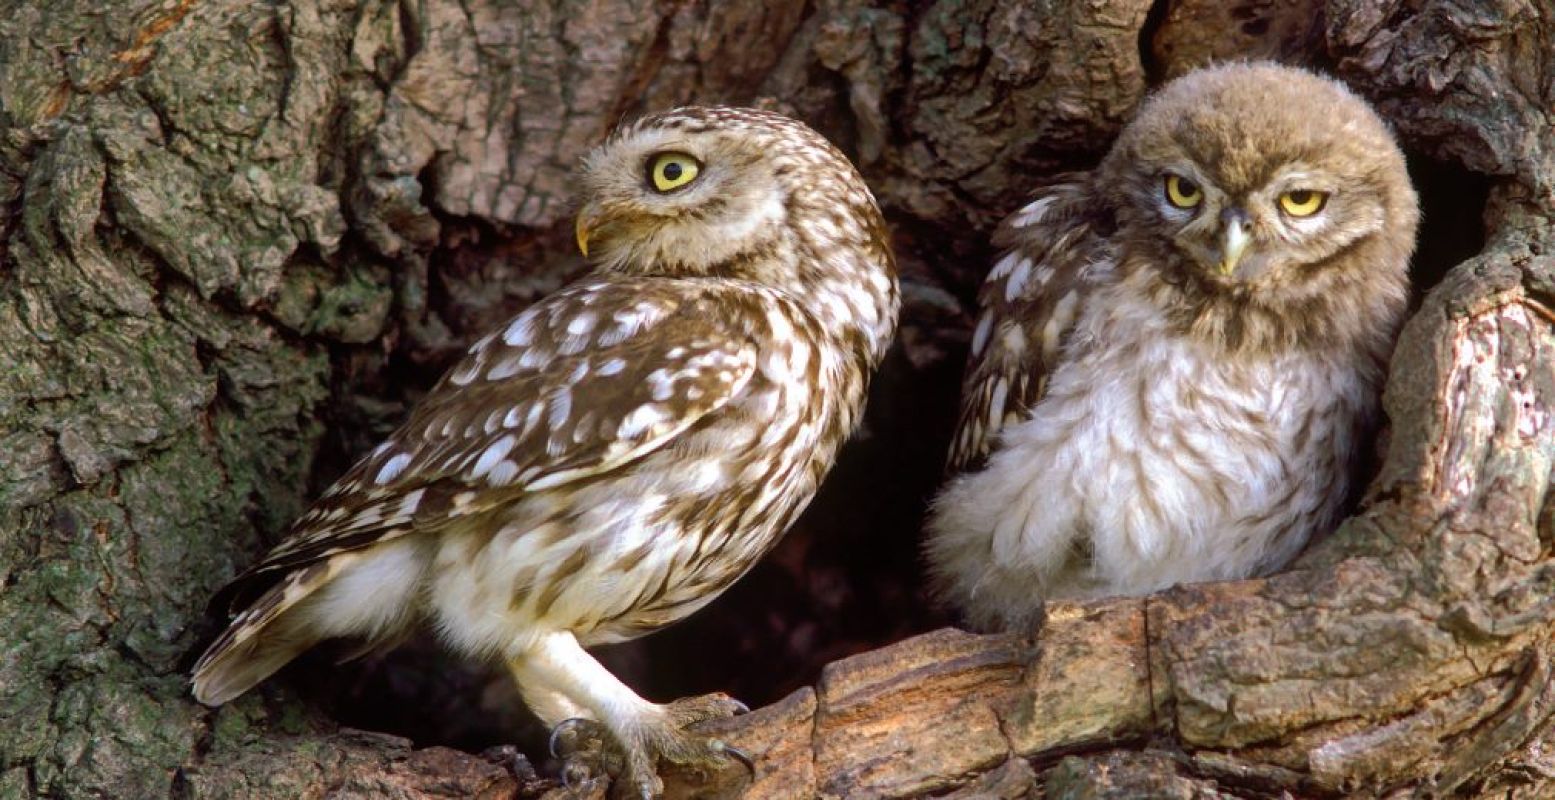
left=1100, top=62, right=1418, bottom=302
left=572, top=106, right=880, bottom=283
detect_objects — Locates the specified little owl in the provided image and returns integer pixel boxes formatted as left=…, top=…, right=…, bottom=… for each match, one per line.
left=192, top=107, right=899, bottom=796
left=926, top=62, right=1417, bottom=631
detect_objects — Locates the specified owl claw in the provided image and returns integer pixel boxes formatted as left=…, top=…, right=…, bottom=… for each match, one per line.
left=549, top=717, right=596, bottom=759
left=548, top=717, right=619, bottom=795
left=717, top=741, right=756, bottom=775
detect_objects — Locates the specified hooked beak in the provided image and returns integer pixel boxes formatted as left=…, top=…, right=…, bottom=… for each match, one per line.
left=575, top=206, right=597, bottom=258
left=1217, top=208, right=1251, bottom=276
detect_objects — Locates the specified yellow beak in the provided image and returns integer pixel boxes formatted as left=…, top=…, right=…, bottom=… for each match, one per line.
left=1218, top=212, right=1251, bottom=276
left=575, top=213, right=592, bottom=258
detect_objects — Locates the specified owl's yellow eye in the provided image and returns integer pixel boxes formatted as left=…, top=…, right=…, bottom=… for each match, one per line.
left=1278, top=189, right=1327, bottom=217
left=1164, top=175, right=1202, bottom=209
left=647, top=152, right=701, bottom=193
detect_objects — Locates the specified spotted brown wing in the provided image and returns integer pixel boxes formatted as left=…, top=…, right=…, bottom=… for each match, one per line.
left=217, top=278, right=761, bottom=610
left=945, top=177, right=1112, bottom=474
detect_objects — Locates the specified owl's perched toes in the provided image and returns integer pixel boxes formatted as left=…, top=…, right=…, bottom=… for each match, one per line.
left=550, top=695, right=753, bottom=797
left=927, top=62, right=1418, bottom=631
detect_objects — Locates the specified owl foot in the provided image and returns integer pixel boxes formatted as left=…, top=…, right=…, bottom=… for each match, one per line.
left=548, top=694, right=753, bottom=798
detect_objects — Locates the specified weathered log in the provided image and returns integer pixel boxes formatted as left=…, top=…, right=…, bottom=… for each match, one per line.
left=0, top=0, right=1550, bottom=798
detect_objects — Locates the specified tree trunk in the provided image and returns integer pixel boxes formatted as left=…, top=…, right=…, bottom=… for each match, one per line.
left=0, top=1, right=1549, bottom=798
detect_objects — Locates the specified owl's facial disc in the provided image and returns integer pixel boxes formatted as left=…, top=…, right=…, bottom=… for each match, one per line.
left=1157, top=167, right=1351, bottom=287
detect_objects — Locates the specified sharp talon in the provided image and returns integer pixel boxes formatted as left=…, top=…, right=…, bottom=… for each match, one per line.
left=731, top=698, right=751, bottom=715
left=548, top=722, right=567, bottom=759
left=549, top=716, right=588, bottom=758
left=715, top=741, right=756, bottom=776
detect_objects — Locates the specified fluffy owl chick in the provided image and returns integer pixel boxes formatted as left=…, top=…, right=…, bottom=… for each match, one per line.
left=927, top=63, right=1417, bottom=631
left=192, top=106, right=898, bottom=796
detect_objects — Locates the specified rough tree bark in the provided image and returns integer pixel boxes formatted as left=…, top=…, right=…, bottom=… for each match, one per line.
left=0, top=1, right=1549, bottom=798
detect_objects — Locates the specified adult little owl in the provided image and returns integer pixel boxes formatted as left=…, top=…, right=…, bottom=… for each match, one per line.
left=193, top=107, right=899, bottom=796
left=926, top=62, right=1417, bottom=631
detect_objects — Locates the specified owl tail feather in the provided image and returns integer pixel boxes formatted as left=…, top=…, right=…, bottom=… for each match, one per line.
left=190, top=554, right=360, bottom=707
left=191, top=591, right=323, bottom=706
left=191, top=543, right=426, bottom=705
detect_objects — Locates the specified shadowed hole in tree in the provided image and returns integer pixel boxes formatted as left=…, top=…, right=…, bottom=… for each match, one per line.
left=1405, top=153, right=1491, bottom=294
left=1240, top=18, right=1270, bottom=37
left=1137, top=0, right=1174, bottom=84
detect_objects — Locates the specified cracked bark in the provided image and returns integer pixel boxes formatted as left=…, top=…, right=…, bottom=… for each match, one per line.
left=1, top=0, right=1550, bottom=798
